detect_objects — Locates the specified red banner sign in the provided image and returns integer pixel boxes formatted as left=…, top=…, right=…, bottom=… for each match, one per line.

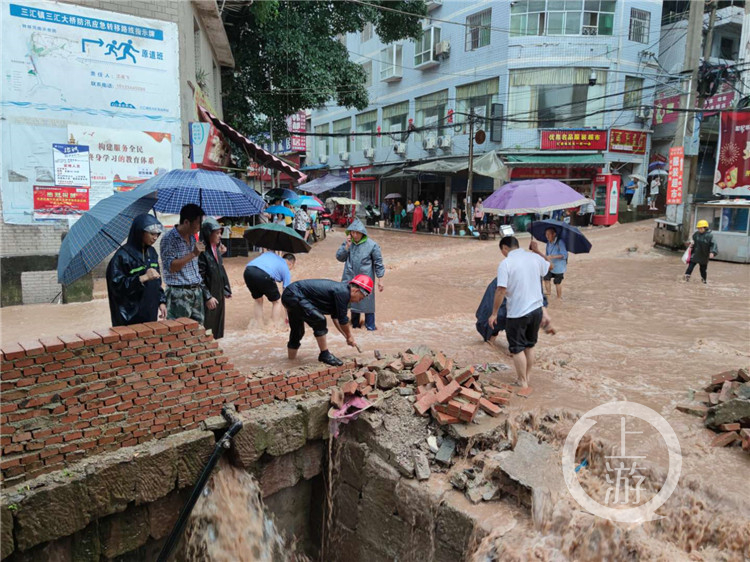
left=653, top=83, right=736, bottom=126
left=666, top=147, right=684, bottom=205
left=33, top=186, right=89, bottom=219
left=540, top=130, right=607, bottom=151
left=714, top=112, right=750, bottom=197
left=609, top=129, right=648, bottom=154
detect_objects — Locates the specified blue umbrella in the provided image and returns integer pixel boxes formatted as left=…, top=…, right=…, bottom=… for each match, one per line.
left=131, top=169, right=266, bottom=216
left=264, top=187, right=298, bottom=202
left=58, top=169, right=265, bottom=285
left=529, top=219, right=592, bottom=254
left=265, top=205, right=295, bottom=217
left=57, top=189, right=158, bottom=285
left=288, top=196, right=325, bottom=210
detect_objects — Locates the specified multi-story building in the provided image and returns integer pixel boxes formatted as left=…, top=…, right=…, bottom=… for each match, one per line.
left=0, top=0, right=234, bottom=306
left=652, top=3, right=745, bottom=203
left=311, top=0, right=663, bottom=214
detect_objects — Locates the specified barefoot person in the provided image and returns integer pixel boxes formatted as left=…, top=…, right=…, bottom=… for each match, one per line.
left=282, top=275, right=372, bottom=366
left=244, top=252, right=296, bottom=327
left=476, top=278, right=552, bottom=348
left=487, top=237, right=550, bottom=388
left=541, top=227, right=567, bottom=299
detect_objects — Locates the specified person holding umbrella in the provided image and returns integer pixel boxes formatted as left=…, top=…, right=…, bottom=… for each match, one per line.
left=160, top=204, right=206, bottom=323
left=540, top=227, right=568, bottom=299
left=198, top=218, right=232, bottom=339
left=106, top=214, right=167, bottom=326
left=282, top=275, right=372, bottom=366
left=244, top=252, right=296, bottom=328
left=336, top=218, right=385, bottom=330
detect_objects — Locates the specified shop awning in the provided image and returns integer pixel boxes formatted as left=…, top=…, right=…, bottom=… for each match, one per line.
left=198, top=106, right=307, bottom=183
left=297, top=173, right=349, bottom=195
left=404, top=152, right=507, bottom=179
left=353, top=164, right=401, bottom=178
left=503, top=154, right=606, bottom=166
left=300, top=163, right=329, bottom=172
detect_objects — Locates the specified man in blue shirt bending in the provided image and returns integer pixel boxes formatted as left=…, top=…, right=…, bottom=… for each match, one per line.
left=542, top=228, right=568, bottom=300
left=244, top=252, right=296, bottom=328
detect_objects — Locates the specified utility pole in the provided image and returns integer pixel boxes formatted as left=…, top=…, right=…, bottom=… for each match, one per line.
left=666, top=0, right=713, bottom=244
left=466, top=109, right=475, bottom=226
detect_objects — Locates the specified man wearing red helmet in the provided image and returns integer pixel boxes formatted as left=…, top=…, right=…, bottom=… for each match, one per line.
left=281, top=274, right=373, bottom=366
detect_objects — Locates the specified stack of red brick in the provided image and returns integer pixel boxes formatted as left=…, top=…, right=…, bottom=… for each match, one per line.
left=332, top=350, right=512, bottom=425
left=676, top=367, right=750, bottom=452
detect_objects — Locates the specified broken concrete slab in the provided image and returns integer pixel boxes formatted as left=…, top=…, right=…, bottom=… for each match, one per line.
left=435, top=437, right=456, bottom=465
left=376, top=370, right=398, bottom=390
left=413, top=451, right=431, bottom=481
left=486, top=430, right=564, bottom=507
left=705, top=399, right=750, bottom=429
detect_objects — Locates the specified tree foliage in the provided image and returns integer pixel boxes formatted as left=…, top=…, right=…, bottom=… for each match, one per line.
left=221, top=1, right=426, bottom=138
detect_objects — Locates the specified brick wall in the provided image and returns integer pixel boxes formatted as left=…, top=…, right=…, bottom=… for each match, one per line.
left=0, top=319, right=353, bottom=484
left=20, top=271, right=61, bottom=305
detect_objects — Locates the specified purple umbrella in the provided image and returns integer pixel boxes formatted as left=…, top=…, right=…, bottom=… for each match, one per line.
left=483, top=179, right=589, bottom=215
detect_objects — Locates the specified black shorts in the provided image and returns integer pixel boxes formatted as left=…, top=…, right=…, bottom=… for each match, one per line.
left=243, top=266, right=281, bottom=301
left=505, top=307, right=543, bottom=355
left=544, top=271, right=565, bottom=284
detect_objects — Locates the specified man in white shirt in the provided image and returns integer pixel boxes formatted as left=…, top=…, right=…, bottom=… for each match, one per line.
left=487, top=236, right=551, bottom=388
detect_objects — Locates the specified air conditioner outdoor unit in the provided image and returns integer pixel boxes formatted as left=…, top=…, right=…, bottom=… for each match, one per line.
left=423, top=136, right=437, bottom=150
left=393, top=142, right=406, bottom=155
left=635, top=105, right=653, bottom=122
left=438, top=135, right=452, bottom=149
left=435, top=40, right=451, bottom=57
left=319, top=154, right=328, bottom=164
left=339, top=151, right=350, bottom=161
left=363, top=147, right=375, bottom=159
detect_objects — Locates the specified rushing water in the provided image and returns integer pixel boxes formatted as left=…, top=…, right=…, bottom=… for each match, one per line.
left=182, top=458, right=308, bottom=562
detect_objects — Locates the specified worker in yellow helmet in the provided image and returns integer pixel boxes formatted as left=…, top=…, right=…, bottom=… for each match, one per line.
left=684, top=219, right=718, bottom=283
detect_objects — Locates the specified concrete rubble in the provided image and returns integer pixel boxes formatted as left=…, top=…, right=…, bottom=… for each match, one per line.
left=676, top=367, right=750, bottom=452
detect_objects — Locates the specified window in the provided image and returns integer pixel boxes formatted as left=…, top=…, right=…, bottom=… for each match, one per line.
left=510, top=0, right=614, bottom=37
left=382, top=101, right=409, bottom=143
left=456, top=79, right=499, bottom=134
left=629, top=8, right=650, bottom=43
left=333, top=118, right=351, bottom=154
left=361, top=22, right=373, bottom=43
left=356, top=110, right=377, bottom=150
left=719, top=36, right=737, bottom=59
left=314, top=124, right=329, bottom=158
left=414, top=27, right=441, bottom=67
left=719, top=207, right=749, bottom=233
left=415, top=90, right=448, bottom=141
left=380, top=44, right=403, bottom=81
left=466, top=9, right=491, bottom=50
left=623, top=76, right=643, bottom=109
left=507, top=67, right=607, bottom=129
left=362, top=61, right=373, bottom=88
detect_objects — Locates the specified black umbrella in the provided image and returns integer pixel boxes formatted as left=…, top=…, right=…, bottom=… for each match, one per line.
left=529, top=219, right=592, bottom=254
left=244, top=223, right=311, bottom=253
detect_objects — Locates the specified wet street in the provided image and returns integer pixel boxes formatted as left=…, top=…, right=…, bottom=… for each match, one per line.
left=2, top=219, right=749, bottom=499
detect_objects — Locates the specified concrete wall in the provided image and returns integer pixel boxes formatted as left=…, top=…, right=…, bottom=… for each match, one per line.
left=0, top=0, right=231, bottom=307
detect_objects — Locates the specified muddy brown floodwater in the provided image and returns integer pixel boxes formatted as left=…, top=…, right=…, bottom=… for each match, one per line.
left=2, top=219, right=749, bottom=505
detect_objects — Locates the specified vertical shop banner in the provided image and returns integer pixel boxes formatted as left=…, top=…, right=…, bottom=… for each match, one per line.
left=666, top=146, right=684, bottom=205
left=0, top=1, right=180, bottom=223
left=714, top=112, right=750, bottom=197
left=288, top=112, right=306, bottom=152
left=53, top=144, right=90, bottom=186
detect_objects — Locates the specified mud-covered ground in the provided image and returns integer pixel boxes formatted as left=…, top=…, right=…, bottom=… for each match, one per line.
left=2, top=219, right=749, bottom=505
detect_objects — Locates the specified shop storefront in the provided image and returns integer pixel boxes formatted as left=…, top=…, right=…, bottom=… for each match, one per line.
left=505, top=154, right=606, bottom=198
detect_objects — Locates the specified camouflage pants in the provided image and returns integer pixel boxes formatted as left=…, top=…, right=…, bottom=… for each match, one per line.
left=166, top=286, right=204, bottom=324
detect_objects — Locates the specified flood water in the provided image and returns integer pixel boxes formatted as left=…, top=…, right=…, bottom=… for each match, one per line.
left=2, top=219, right=749, bottom=508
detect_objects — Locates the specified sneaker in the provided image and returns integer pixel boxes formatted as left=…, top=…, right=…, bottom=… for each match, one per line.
left=318, top=350, right=343, bottom=366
